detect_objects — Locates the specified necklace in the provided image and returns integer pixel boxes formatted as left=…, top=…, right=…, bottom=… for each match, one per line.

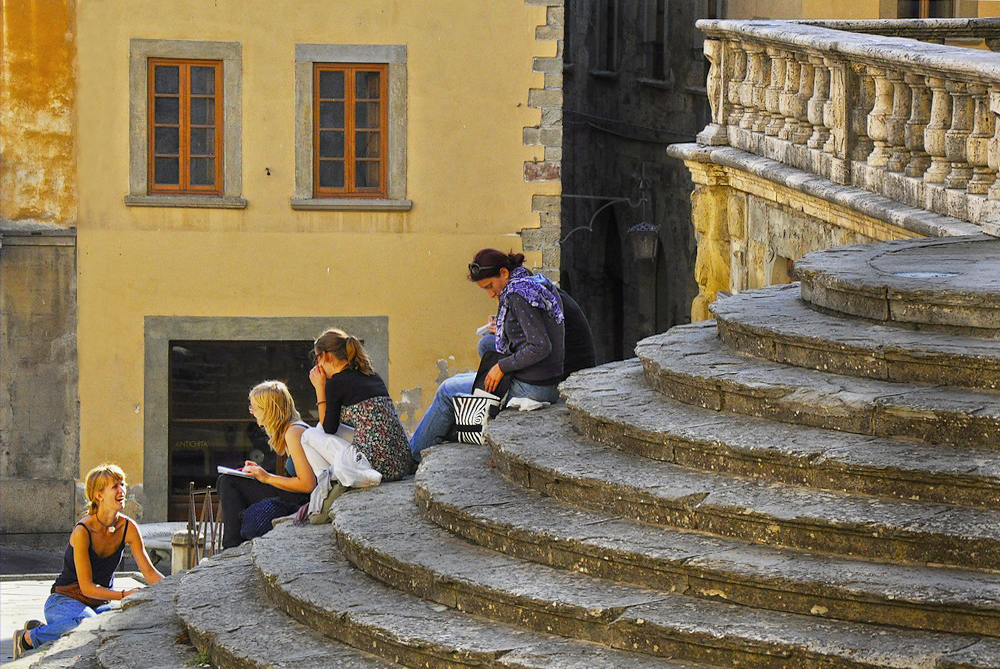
left=95, top=513, right=119, bottom=533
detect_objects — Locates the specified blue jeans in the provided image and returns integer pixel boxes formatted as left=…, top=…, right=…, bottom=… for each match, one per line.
left=30, top=592, right=112, bottom=647
left=408, top=370, right=561, bottom=463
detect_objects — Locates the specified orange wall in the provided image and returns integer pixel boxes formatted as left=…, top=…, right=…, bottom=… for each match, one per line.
left=0, top=0, right=77, bottom=224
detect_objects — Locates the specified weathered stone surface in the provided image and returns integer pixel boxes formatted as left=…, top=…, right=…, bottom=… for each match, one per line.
left=416, top=444, right=1000, bottom=636
left=795, top=235, right=1000, bottom=332
left=562, top=360, right=1000, bottom=508
left=636, top=321, right=1000, bottom=447
left=96, top=576, right=196, bottom=669
left=250, top=523, right=693, bottom=669
left=711, top=283, right=1000, bottom=389
left=175, top=546, right=394, bottom=669
left=487, top=407, right=1000, bottom=570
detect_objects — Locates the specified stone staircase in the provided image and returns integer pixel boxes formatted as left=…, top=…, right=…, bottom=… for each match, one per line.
left=18, top=235, right=1000, bottom=668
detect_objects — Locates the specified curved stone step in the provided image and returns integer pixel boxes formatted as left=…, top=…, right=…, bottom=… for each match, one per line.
left=249, top=522, right=704, bottom=669
left=561, top=360, right=1000, bottom=508
left=635, top=321, right=1000, bottom=448
left=794, top=235, right=1000, bottom=334
left=415, top=444, right=1000, bottom=637
left=174, top=545, right=398, bottom=669
left=709, top=283, right=1000, bottom=389
left=486, top=407, right=1000, bottom=570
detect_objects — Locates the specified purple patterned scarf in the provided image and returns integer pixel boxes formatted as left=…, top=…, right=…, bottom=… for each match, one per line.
left=495, top=267, right=564, bottom=355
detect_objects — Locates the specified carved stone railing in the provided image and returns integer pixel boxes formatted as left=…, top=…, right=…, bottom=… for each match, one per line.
left=696, top=19, right=1000, bottom=229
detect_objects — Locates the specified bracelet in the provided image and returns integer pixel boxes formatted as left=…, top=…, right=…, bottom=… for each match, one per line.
left=317, top=400, right=326, bottom=405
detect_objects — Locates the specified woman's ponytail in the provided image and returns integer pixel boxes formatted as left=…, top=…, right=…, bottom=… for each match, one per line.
left=507, top=252, right=525, bottom=269
left=345, top=335, right=375, bottom=376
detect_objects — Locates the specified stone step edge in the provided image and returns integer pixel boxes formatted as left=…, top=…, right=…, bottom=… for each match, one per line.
left=489, top=408, right=1000, bottom=572
left=249, top=523, right=703, bottom=669
left=562, top=361, right=1000, bottom=509
left=635, top=322, right=1000, bottom=449
left=174, top=547, right=397, bottom=669
left=709, top=284, right=1000, bottom=390
left=414, top=444, right=1000, bottom=638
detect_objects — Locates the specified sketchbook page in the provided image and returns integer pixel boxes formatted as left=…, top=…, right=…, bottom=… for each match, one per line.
left=472, top=388, right=501, bottom=400
left=217, top=465, right=254, bottom=479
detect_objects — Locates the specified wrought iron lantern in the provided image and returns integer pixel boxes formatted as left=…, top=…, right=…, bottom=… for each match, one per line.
left=627, top=222, right=660, bottom=261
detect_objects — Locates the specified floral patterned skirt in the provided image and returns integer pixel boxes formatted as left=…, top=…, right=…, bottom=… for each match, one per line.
left=341, top=396, right=411, bottom=482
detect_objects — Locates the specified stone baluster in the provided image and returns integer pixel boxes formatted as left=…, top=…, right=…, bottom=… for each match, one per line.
left=778, top=55, right=800, bottom=141
left=966, top=83, right=996, bottom=195
left=742, top=44, right=766, bottom=130
left=904, top=73, right=932, bottom=178
left=791, top=54, right=814, bottom=145
left=807, top=56, right=830, bottom=149
left=944, top=80, right=973, bottom=190
left=866, top=66, right=893, bottom=168
left=987, top=90, right=1000, bottom=200
left=885, top=71, right=911, bottom=173
left=923, top=76, right=952, bottom=184
left=764, top=47, right=786, bottom=136
left=697, top=39, right=729, bottom=146
left=848, top=67, right=875, bottom=161
left=727, top=43, right=746, bottom=127
left=823, top=58, right=847, bottom=158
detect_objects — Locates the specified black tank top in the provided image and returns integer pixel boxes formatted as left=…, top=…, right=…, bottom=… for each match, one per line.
left=52, top=518, right=130, bottom=590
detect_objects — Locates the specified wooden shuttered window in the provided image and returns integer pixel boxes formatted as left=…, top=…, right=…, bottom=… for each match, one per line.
left=313, top=63, right=389, bottom=198
left=148, top=58, right=224, bottom=195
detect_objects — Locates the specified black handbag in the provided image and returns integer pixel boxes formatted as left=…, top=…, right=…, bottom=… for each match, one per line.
left=449, top=350, right=510, bottom=444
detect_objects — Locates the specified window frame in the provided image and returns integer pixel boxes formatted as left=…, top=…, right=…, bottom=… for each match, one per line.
left=292, top=44, right=410, bottom=211
left=127, top=39, right=244, bottom=209
left=312, top=63, right=390, bottom=199
left=147, top=58, right=225, bottom=196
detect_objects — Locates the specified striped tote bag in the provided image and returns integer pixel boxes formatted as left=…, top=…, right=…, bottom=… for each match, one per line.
left=452, top=393, right=502, bottom=445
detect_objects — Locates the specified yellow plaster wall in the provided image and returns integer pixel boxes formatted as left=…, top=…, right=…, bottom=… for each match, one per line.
left=74, top=0, right=559, bottom=480
left=0, top=0, right=77, bottom=224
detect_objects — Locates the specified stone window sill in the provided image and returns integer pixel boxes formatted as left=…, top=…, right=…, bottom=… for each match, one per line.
left=124, top=194, right=248, bottom=209
left=589, top=69, right=619, bottom=81
left=637, top=76, right=674, bottom=91
left=290, top=198, right=413, bottom=211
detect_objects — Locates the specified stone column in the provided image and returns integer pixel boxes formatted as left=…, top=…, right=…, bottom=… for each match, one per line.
left=740, top=44, right=763, bottom=130
left=697, top=39, right=729, bottom=146
left=866, top=66, right=892, bottom=168
left=791, top=54, right=814, bottom=145
left=806, top=56, right=830, bottom=150
left=689, top=175, right=731, bottom=322
left=727, top=42, right=746, bottom=127
left=966, top=83, right=996, bottom=195
left=923, top=76, right=952, bottom=184
left=778, top=55, right=800, bottom=141
left=944, top=80, right=973, bottom=190
left=987, top=90, right=1000, bottom=200
left=886, top=71, right=911, bottom=173
left=824, top=58, right=850, bottom=183
left=848, top=66, right=875, bottom=162
left=764, top=47, right=786, bottom=136
left=904, top=73, right=932, bottom=178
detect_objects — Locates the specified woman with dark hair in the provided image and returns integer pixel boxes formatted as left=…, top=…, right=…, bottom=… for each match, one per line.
left=309, top=328, right=411, bottom=482
left=409, top=249, right=566, bottom=462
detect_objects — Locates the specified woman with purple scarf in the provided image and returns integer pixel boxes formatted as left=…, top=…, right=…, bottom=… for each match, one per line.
left=409, top=249, right=565, bottom=462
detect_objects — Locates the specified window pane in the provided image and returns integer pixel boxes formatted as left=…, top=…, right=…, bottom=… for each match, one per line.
left=318, top=160, right=344, bottom=188
left=154, top=65, right=180, bottom=94
left=155, top=97, right=180, bottom=124
left=155, top=157, right=179, bottom=184
left=319, top=101, right=345, bottom=129
left=190, top=157, right=215, bottom=186
left=319, top=131, right=345, bottom=159
left=190, top=128, right=215, bottom=156
left=190, top=97, right=216, bottom=125
left=190, top=66, right=216, bottom=95
left=355, top=71, right=381, bottom=100
left=154, top=126, right=180, bottom=155
left=355, top=160, right=380, bottom=189
left=355, top=131, right=380, bottom=159
left=355, top=101, right=380, bottom=129
left=319, top=70, right=345, bottom=99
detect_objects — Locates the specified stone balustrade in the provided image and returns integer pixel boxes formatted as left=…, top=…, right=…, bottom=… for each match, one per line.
left=696, top=19, right=1000, bottom=229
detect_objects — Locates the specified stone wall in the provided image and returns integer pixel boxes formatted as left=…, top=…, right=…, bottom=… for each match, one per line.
left=0, top=230, right=79, bottom=533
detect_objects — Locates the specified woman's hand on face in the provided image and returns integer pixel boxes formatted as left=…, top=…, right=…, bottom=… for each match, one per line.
left=243, top=461, right=268, bottom=483
left=309, top=365, right=327, bottom=391
left=484, top=364, right=504, bottom=393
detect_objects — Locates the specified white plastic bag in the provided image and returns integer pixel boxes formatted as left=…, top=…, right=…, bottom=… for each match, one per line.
left=300, top=426, right=382, bottom=488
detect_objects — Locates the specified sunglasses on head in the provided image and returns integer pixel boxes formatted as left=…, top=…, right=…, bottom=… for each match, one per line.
left=468, top=262, right=501, bottom=280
